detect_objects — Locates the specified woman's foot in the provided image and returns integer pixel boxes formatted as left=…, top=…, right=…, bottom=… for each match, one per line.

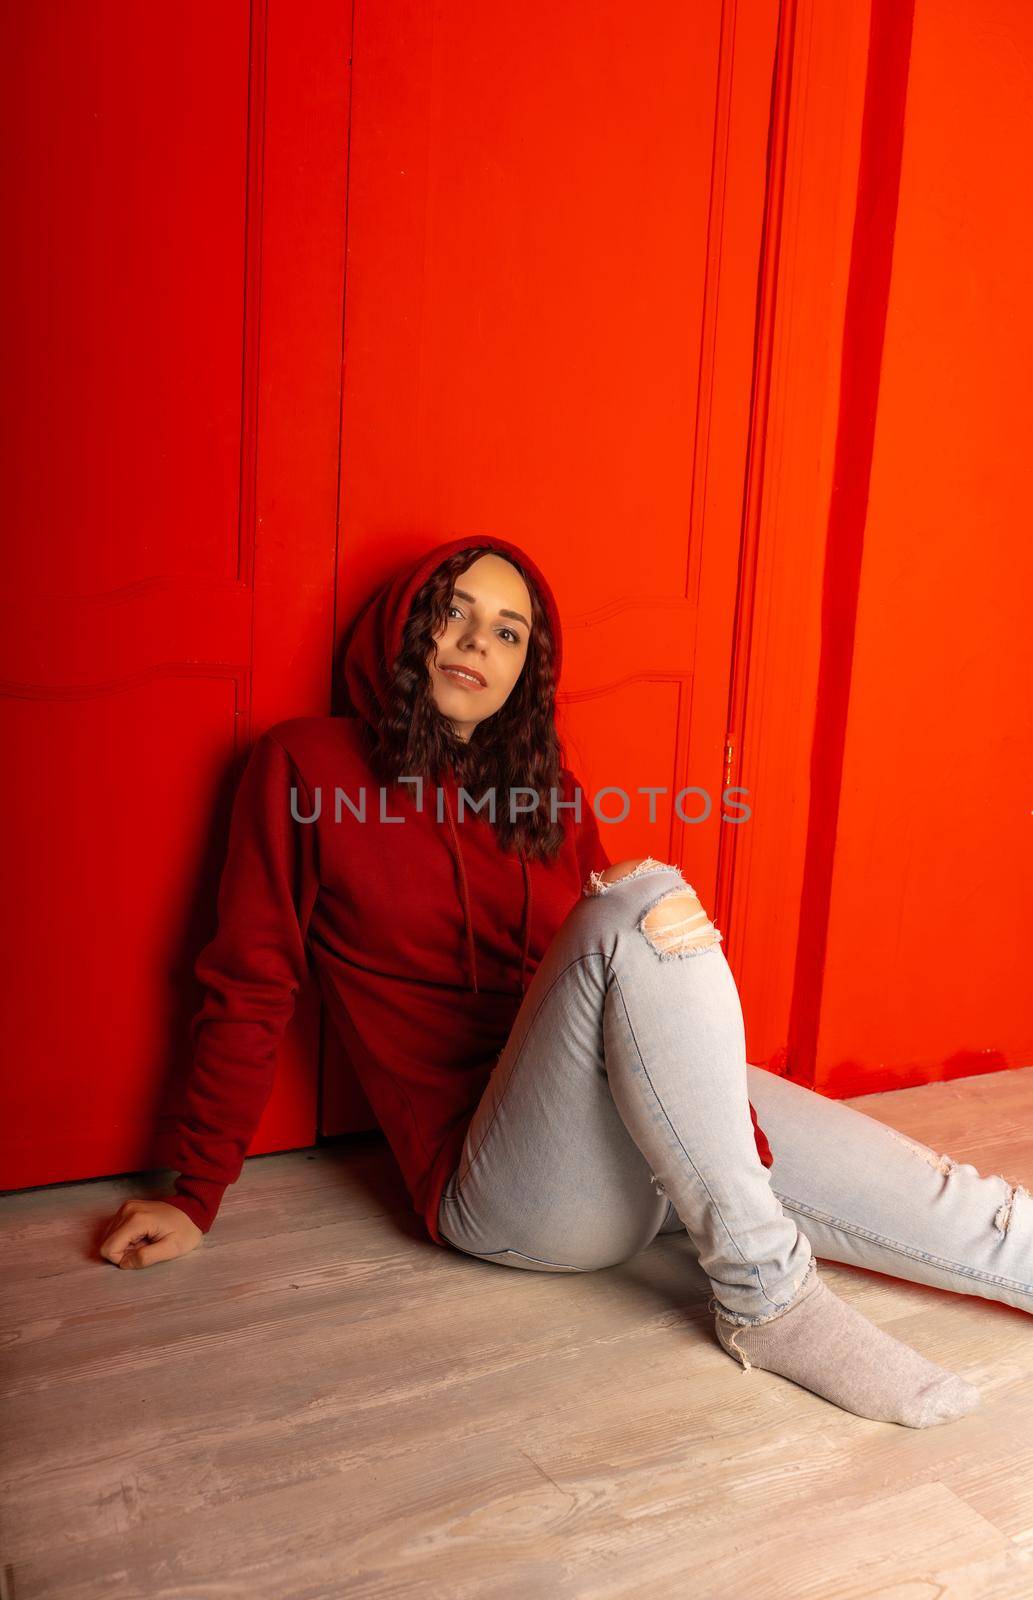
left=711, top=1262, right=981, bottom=1427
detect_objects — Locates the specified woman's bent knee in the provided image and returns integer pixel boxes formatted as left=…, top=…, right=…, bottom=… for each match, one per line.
left=586, top=856, right=671, bottom=891
left=640, top=889, right=723, bottom=955
left=582, top=858, right=723, bottom=955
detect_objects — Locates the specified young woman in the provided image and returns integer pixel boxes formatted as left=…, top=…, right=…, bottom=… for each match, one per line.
left=100, top=534, right=1031, bottom=1427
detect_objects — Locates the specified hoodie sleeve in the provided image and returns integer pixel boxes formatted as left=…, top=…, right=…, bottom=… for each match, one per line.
left=163, top=730, right=320, bottom=1234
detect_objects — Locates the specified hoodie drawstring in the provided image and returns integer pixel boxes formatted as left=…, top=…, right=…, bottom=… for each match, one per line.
left=442, top=784, right=532, bottom=996
left=519, top=851, right=532, bottom=995
left=442, top=786, right=479, bottom=995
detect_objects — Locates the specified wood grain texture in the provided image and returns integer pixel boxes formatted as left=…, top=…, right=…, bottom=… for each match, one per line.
left=2, top=1072, right=1032, bottom=1598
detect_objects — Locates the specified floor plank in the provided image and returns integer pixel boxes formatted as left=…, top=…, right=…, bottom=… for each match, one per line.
left=2, top=1068, right=1032, bottom=1598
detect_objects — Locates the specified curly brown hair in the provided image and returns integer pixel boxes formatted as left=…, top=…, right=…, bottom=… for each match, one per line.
left=363, top=544, right=568, bottom=862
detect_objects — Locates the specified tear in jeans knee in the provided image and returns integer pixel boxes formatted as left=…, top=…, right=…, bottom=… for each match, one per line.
left=887, top=1127, right=1031, bottom=1238
left=994, top=1180, right=1031, bottom=1236
left=583, top=857, right=672, bottom=897
left=886, top=1127, right=958, bottom=1177
left=638, top=886, right=723, bottom=957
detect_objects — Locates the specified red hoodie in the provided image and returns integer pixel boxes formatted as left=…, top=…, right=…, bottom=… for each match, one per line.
left=165, top=534, right=773, bottom=1242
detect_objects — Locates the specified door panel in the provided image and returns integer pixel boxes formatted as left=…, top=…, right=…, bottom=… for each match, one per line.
left=323, top=0, right=780, bottom=1133
left=0, top=0, right=350, bottom=1188
left=816, top=0, right=1033, bottom=1092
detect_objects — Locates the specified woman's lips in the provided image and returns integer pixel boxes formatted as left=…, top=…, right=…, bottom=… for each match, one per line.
left=438, top=663, right=487, bottom=690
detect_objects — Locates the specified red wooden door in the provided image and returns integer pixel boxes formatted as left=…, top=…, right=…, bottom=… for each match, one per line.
left=807, top=0, right=1033, bottom=1093
left=723, top=0, right=1033, bottom=1094
left=0, top=1, right=351, bottom=1190
left=2, top=0, right=812, bottom=1189
left=322, top=0, right=782, bottom=1133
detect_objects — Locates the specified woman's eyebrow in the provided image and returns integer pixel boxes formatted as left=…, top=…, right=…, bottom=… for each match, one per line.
left=453, top=588, right=530, bottom=629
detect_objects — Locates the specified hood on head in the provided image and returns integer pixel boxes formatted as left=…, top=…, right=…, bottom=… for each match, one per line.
left=341, top=534, right=563, bottom=734
left=340, top=534, right=565, bottom=999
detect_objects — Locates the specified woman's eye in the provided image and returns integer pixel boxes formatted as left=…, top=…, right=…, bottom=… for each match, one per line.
left=446, top=606, right=521, bottom=645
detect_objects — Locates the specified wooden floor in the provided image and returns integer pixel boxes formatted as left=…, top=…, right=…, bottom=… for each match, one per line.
left=4, top=1068, right=1033, bottom=1599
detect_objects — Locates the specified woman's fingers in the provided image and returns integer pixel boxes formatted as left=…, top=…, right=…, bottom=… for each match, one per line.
left=117, top=1233, right=186, bottom=1269
left=99, top=1200, right=202, bottom=1267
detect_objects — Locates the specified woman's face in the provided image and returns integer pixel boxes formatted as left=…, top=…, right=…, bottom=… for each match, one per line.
left=427, top=553, right=533, bottom=741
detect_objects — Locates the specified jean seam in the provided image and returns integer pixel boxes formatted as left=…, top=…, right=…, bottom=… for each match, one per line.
left=608, top=970, right=787, bottom=1308
left=776, top=1190, right=1033, bottom=1295
left=437, top=1198, right=459, bottom=1246
left=457, top=951, right=608, bottom=1195
left=469, top=1248, right=589, bottom=1272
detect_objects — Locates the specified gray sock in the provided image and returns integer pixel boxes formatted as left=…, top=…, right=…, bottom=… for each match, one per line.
left=711, top=1260, right=981, bottom=1427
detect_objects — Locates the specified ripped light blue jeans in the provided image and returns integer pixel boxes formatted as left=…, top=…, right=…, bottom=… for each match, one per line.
left=437, top=858, right=1033, bottom=1323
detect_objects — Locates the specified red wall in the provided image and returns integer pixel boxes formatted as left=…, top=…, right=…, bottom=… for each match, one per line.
left=2, top=0, right=1028, bottom=1194
left=813, top=0, right=1033, bottom=1093
left=727, top=0, right=1033, bottom=1095
left=0, top=0, right=351, bottom=1188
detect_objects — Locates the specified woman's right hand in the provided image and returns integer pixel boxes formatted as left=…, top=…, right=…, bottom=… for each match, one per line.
left=99, top=1198, right=204, bottom=1269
